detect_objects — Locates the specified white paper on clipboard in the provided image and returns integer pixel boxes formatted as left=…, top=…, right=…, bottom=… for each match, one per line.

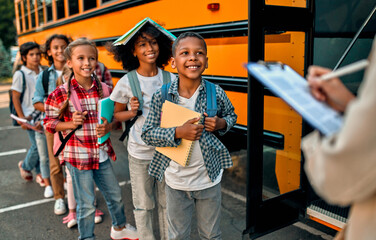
left=247, top=62, right=343, bottom=136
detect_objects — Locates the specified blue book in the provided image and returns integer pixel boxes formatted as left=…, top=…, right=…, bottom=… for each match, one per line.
left=97, top=97, right=115, bottom=144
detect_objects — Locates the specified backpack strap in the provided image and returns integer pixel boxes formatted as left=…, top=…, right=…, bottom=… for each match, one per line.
left=63, top=82, right=82, bottom=112
left=161, top=70, right=171, bottom=84
left=42, top=69, right=50, bottom=97
left=127, top=70, right=144, bottom=110
left=205, top=80, right=217, bottom=117
left=19, top=70, right=26, bottom=103
left=100, top=82, right=110, bottom=97
left=160, top=82, right=172, bottom=103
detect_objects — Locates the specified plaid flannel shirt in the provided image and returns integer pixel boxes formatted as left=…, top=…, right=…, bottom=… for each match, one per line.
left=44, top=78, right=116, bottom=170
left=141, top=78, right=237, bottom=182
left=95, top=63, right=113, bottom=88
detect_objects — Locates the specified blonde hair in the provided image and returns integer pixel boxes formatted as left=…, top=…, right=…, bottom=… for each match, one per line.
left=59, top=38, right=103, bottom=119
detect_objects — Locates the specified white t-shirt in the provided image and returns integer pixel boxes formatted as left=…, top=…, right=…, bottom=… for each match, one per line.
left=11, top=65, right=42, bottom=117
left=165, top=86, right=223, bottom=191
left=110, top=68, right=176, bottom=160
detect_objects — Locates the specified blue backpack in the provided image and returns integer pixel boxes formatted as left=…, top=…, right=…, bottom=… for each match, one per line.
left=160, top=80, right=217, bottom=117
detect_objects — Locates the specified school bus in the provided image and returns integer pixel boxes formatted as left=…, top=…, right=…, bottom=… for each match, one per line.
left=14, top=0, right=376, bottom=238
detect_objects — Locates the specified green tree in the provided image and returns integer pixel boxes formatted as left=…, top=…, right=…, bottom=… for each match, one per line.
left=0, top=39, right=12, bottom=77
left=0, top=0, right=16, bottom=49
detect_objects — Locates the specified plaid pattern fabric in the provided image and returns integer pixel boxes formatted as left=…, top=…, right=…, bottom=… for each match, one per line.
left=95, top=63, right=113, bottom=88
left=141, top=78, right=237, bottom=182
left=44, top=78, right=116, bottom=170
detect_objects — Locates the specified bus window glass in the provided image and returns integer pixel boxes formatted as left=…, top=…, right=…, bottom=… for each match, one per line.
left=45, top=0, right=53, bottom=22
left=23, top=0, right=29, bottom=30
left=37, top=0, right=44, bottom=26
left=56, top=0, right=65, bottom=20
left=265, top=0, right=307, bottom=8
left=83, top=0, right=96, bottom=11
left=68, top=0, right=79, bottom=16
left=18, top=2, right=23, bottom=32
left=262, top=31, right=305, bottom=199
left=30, top=0, right=36, bottom=28
left=101, top=0, right=113, bottom=4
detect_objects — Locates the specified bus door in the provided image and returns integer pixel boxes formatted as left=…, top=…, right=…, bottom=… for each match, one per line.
left=244, top=0, right=314, bottom=238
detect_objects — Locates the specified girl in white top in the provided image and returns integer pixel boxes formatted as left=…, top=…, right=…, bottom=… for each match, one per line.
left=109, top=23, right=175, bottom=240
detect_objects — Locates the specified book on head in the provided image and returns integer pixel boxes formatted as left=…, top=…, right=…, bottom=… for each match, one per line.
left=112, top=17, right=176, bottom=46
left=155, top=100, right=203, bottom=167
left=97, top=97, right=115, bottom=144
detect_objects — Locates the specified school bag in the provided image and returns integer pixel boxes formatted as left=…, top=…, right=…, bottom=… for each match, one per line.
left=53, top=82, right=111, bottom=157
left=118, top=70, right=171, bottom=141
left=9, top=70, right=26, bottom=126
left=160, top=79, right=218, bottom=117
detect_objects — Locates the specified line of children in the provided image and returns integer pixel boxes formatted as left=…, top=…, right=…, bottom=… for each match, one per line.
left=108, top=22, right=176, bottom=240
left=44, top=38, right=138, bottom=240
left=12, top=42, right=43, bottom=184
left=141, top=32, right=237, bottom=239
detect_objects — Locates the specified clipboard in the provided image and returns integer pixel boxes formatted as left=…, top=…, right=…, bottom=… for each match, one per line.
left=247, top=62, right=343, bottom=136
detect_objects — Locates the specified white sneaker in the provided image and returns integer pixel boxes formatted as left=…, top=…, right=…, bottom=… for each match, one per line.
left=54, top=198, right=67, bottom=215
left=110, top=223, right=139, bottom=240
left=44, top=186, right=54, bottom=198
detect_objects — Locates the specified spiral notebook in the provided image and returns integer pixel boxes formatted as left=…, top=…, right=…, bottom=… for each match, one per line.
left=155, top=100, right=202, bottom=167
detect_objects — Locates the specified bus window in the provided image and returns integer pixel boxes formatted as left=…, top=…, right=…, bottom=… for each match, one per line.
left=45, top=0, right=53, bottom=22
left=83, top=0, right=96, bottom=11
left=68, top=0, right=79, bottom=16
left=101, top=0, right=113, bottom=4
left=23, top=0, right=29, bottom=30
left=37, top=0, right=44, bottom=26
left=30, top=0, right=36, bottom=28
left=56, top=0, right=65, bottom=20
left=263, top=31, right=305, bottom=197
left=17, top=2, right=23, bottom=32
left=265, top=0, right=307, bottom=8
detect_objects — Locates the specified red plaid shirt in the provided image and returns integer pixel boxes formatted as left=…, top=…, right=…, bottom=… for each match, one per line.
left=95, top=63, right=113, bottom=88
left=44, top=78, right=116, bottom=170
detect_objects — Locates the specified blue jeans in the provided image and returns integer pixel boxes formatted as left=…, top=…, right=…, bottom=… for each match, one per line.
left=22, top=130, right=40, bottom=174
left=35, top=131, right=50, bottom=179
left=129, top=154, right=168, bottom=240
left=166, top=184, right=222, bottom=240
left=66, top=160, right=126, bottom=240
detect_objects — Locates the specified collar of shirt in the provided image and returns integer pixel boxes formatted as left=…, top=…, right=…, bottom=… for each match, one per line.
left=21, top=65, right=43, bottom=75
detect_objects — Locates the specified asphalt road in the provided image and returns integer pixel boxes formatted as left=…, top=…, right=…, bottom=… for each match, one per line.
left=0, top=83, right=337, bottom=240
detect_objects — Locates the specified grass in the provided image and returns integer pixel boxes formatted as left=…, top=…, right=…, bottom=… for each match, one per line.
left=0, top=77, right=12, bottom=84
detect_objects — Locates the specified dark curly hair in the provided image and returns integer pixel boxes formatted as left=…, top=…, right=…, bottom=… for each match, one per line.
left=20, top=42, right=40, bottom=66
left=107, top=23, right=173, bottom=71
left=42, top=34, right=70, bottom=65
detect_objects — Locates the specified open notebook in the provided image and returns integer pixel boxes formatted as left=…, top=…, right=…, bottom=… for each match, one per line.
left=156, top=101, right=203, bottom=167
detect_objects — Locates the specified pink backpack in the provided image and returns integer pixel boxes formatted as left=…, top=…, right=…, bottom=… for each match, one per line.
left=53, top=82, right=110, bottom=157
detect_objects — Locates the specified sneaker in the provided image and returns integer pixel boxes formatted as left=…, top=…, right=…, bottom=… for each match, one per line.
left=18, top=161, right=32, bottom=181
left=44, top=186, right=54, bottom=198
left=54, top=198, right=67, bottom=215
left=36, top=174, right=46, bottom=187
left=63, top=212, right=77, bottom=228
left=110, top=223, right=139, bottom=240
left=95, top=209, right=104, bottom=224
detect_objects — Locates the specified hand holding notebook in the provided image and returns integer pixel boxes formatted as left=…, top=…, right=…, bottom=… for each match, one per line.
left=156, top=101, right=203, bottom=166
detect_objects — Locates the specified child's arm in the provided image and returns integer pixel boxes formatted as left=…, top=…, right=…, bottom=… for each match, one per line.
left=32, top=73, right=46, bottom=112
left=205, top=86, right=237, bottom=135
left=96, top=117, right=119, bottom=138
left=142, top=91, right=192, bottom=147
left=175, top=118, right=204, bottom=141
left=113, top=96, right=140, bottom=122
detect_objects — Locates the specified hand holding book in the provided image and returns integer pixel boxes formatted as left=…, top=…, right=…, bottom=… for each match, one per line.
left=175, top=117, right=204, bottom=141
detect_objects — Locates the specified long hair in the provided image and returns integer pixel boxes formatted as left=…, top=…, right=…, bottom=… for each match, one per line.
left=42, top=34, right=70, bottom=66
left=107, top=23, right=173, bottom=71
left=59, top=38, right=103, bottom=119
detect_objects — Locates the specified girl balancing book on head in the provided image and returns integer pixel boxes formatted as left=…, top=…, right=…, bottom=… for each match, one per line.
left=44, top=38, right=138, bottom=240
left=107, top=17, right=176, bottom=240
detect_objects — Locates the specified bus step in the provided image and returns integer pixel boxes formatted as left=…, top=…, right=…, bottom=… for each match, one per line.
left=307, top=200, right=349, bottom=230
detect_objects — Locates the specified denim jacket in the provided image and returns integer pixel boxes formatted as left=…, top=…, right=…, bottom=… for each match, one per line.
left=141, top=78, right=237, bottom=182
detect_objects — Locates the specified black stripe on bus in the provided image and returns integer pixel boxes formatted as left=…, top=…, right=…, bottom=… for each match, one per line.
left=18, top=0, right=156, bottom=37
